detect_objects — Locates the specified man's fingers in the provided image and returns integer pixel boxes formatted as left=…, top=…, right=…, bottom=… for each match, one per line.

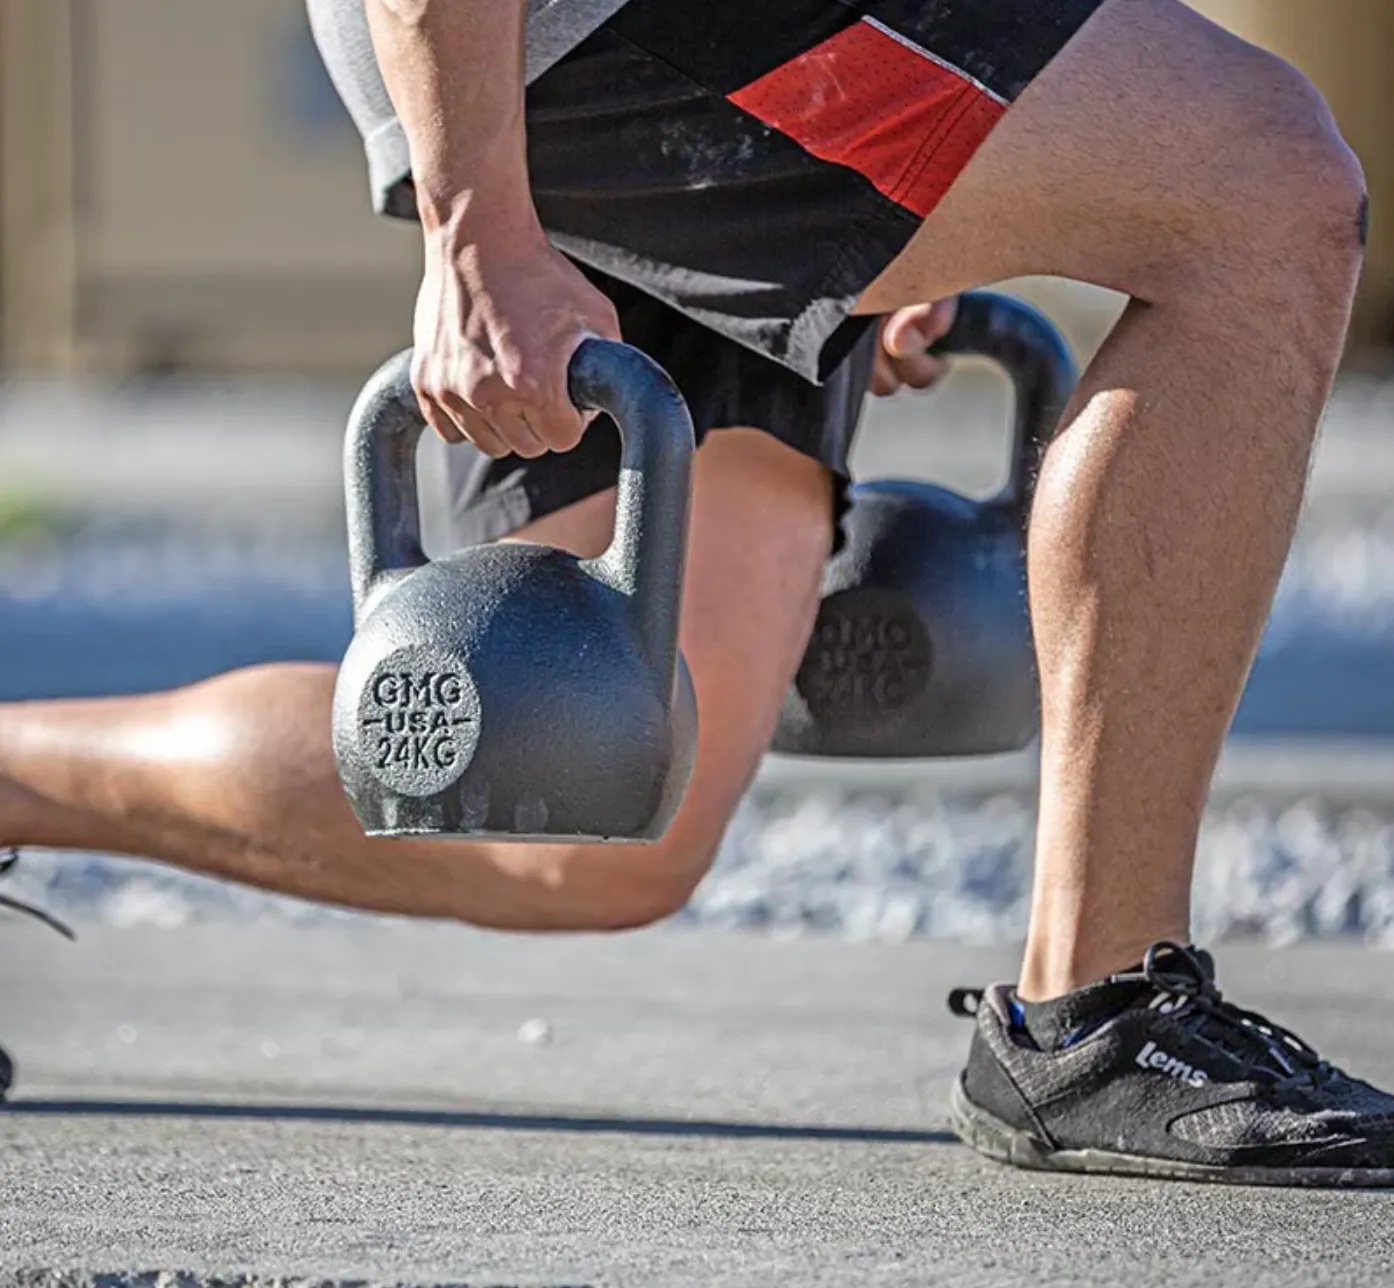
left=416, top=390, right=466, bottom=445
left=493, top=407, right=552, bottom=459
left=444, top=395, right=513, bottom=459
left=926, top=296, right=960, bottom=347
left=871, top=296, right=961, bottom=397
left=869, top=352, right=948, bottom=397
left=882, top=298, right=960, bottom=359
left=438, top=380, right=553, bottom=458
left=428, top=381, right=585, bottom=459
left=426, top=388, right=497, bottom=457
left=462, top=412, right=513, bottom=459
left=414, top=320, right=611, bottom=458
left=518, top=336, right=597, bottom=452
left=882, top=311, right=931, bottom=360
left=869, top=359, right=903, bottom=398
left=529, top=399, right=587, bottom=453
left=870, top=297, right=964, bottom=398
left=890, top=352, right=948, bottom=392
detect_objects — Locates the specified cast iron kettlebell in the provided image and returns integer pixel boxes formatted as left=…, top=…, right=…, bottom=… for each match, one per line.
left=333, top=341, right=698, bottom=841
left=772, top=291, right=1079, bottom=759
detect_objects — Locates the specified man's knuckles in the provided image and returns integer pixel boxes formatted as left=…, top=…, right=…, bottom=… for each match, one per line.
left=892, top=353, right=946, bottom=390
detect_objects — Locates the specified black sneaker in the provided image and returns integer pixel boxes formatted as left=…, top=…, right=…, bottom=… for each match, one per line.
left=949, top=941, right=1394, bottom=1188
left=0, top=847, right=74, bottom=1102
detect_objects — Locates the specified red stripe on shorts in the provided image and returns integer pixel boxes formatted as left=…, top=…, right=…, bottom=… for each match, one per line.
left=727, top=19, right=1006, bottom=220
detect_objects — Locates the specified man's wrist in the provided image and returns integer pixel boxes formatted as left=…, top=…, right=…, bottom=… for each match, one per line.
left=419, top=188, right=550, bottom=275
left=418, top=184, right=537, bottom=237
left=413, top=133, right=539, bottom=237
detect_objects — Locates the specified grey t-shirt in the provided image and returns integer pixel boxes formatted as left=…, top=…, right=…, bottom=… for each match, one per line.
left=306, top=0, right=631, bottom=213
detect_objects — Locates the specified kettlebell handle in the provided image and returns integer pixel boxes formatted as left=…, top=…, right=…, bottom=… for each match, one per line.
left=343, top=349, right=425, bottom=626
left=344, top=341, right=695, bottom=675
left=931, top=292, right=1080, bottom=513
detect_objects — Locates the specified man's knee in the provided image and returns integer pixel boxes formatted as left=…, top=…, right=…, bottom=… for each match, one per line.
left=1244, top=62, right=1363, bottom=249
left=1180, top=46, right=1366, bottom=286
left=481, top=797, right=735, bottom=933
left=575, top=818, right=727, bottom=931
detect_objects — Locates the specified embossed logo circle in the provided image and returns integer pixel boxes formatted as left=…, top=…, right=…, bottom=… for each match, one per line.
left=796, top=589, right=933, bottom=721
left=358, top=649, right=481, bottom=797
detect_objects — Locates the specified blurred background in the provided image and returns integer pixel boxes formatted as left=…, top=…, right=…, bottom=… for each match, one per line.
left=2, top=0, right=1394, bottom=946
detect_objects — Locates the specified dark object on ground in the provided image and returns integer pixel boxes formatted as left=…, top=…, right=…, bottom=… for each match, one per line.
left=333, top=341, right=697, bottom=842
left=1, top=848, right=74, bottom=1101
left=951, top=941, right=1394, bottom=1188
left=774, top=292, right=1078, bottom=758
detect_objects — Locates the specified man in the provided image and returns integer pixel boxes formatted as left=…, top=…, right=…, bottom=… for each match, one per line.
left=2, top=0, right=1390, bottom=1185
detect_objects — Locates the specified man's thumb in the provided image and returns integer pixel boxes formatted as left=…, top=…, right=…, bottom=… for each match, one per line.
left=882, top=306, right=937, bottom=358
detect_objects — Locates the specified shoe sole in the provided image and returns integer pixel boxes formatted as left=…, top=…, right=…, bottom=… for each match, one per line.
left=949, top=1074, right=1394, bottom=1190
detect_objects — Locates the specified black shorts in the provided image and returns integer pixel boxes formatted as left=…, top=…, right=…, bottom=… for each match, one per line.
left=353, top=0, right=1108, bottom=544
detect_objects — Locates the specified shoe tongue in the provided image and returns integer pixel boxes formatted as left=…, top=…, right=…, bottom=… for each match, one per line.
left=1016, top=976, right=1157, bottom=1050
left=1016, top=945, right=1215, bottom=1052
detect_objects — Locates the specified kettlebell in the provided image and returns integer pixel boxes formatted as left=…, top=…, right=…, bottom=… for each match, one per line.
left=772, top=291, right=1079, bottom=760
left=332, top=340, right=698, bottom=842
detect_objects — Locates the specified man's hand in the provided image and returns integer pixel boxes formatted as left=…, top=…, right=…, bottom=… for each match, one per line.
left=869, top=299, right=960, bottom=398
left=413, top=222, right=621, bottom=458
left=366, top=0, right=620, bottom=457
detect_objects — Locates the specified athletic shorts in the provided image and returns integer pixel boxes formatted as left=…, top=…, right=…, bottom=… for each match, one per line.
left=327, top=0, right=1108, bottom=544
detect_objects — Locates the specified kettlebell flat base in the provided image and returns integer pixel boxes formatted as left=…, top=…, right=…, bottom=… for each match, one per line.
left=358, top=827, right=663, bottom=845
left=772, top=733, right=1038, bottom=761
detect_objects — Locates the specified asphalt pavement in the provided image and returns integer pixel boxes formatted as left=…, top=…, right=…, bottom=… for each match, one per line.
left=4, top=923, right=1394, bottom=1286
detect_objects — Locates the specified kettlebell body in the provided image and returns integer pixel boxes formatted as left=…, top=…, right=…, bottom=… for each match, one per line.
left=773, top=292, right=1079, bottom=760
left=333, top=342, right=698, bottom=842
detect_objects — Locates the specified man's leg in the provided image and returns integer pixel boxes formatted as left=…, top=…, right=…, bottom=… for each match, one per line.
left=854, top=0, right=1366, bottom=999
left=0, top=428, right=832, bottom=932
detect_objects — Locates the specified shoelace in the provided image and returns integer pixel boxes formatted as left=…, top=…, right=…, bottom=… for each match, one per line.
left=949, top=942, right=1339, bottom=1097
left=1126, top=941, right=1335, bottom=1093
left=0, top=848, right=75, bottom=941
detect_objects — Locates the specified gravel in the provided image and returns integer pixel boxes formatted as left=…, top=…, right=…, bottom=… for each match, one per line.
left=5, top=375, right=1394, bottom=947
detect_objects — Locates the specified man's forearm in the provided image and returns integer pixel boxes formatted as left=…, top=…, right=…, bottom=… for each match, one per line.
left=365, top=0, right=534, bottom=234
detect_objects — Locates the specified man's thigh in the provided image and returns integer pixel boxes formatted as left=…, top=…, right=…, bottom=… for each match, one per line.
left=855, top=0, right=1362, bottom=314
